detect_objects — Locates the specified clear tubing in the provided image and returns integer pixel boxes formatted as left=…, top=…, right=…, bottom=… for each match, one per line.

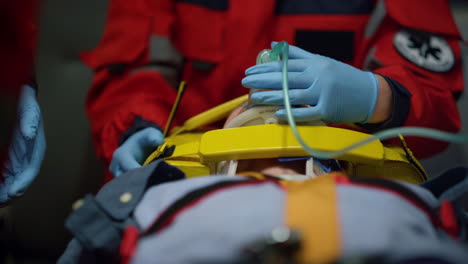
left=271, top=41, right=468, bottom=159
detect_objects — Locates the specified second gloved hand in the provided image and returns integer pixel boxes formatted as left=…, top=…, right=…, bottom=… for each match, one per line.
left=109, top=127, right=164, bottom=177
left=242, top=43, right=379, bottom=124
left=2, top=85, right=46, bottom=204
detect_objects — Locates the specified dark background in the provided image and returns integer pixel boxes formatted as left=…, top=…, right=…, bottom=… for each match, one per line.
left=0, top=0, right=467, bottom=263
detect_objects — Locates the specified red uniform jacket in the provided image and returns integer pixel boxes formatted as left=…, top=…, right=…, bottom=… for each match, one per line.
left=82, top=0, right=465, bottom=181
left=0, top=1, right=37, bottom=184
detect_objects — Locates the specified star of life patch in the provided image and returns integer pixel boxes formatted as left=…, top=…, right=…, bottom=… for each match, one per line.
left=393, top=29, right=455, bottom=73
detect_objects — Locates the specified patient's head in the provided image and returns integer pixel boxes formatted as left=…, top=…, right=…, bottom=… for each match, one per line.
left=221, top=104, right=332, bottom=178
left=224, top=104, right=283, bottom=129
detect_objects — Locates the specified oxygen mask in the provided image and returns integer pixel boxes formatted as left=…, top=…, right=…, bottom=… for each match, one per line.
left=245, top=48, right=281, bottom=110
left=233, top=47, right=324, bottom=129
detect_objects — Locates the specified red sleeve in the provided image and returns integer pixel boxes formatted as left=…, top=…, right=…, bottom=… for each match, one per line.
left=366, top=1, right=464, bottom=159
left=86, top=71, right=177, bottom=166
left=0, top=1, right=38, bottom=181
left=82, top=0, right=178, bottom=167
left=0, top=1, right=37, bottom=92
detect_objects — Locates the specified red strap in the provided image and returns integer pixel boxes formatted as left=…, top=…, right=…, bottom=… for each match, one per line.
left=333, top=173, right=351, bottom=184
left=439, top=200, right=459, bottom=239
left=120, top=225, right=139, bottom=264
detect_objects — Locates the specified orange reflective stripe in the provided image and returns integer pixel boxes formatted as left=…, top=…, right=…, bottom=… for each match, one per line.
left=284, top=174, right=341, bottom=263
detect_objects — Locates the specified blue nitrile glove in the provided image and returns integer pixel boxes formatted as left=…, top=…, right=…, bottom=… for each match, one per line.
left=1, top=85, right=46, bottom=204
left=242, top=43, right=379, bottom=124
left=109, top=127, right=164, bottom=177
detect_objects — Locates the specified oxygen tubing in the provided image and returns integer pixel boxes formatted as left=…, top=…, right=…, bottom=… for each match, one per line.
left=272, top=41, right=468, bottom=159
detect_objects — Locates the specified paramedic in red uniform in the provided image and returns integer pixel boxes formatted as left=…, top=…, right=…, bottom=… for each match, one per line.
left=81, top=0, right=466, bottom=180
left=0, top=1, right=45, bottom=204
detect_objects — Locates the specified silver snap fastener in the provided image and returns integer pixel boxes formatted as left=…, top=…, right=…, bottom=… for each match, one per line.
left=120, top=192, right=133, bottom=203
left=72, top=199, right=84, bottom=210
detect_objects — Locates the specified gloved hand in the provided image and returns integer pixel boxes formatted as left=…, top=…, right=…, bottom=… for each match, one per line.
left=109, top=127, right=164, bottom=177
left=1, top=85, right=46, bottom=204
left=242, top=43, right=379, bottom=124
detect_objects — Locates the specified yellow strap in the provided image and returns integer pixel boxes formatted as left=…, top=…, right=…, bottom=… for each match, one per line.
left=144, top=143, right=170, bottom=166
left=170, top=94, right=249, bottom=136
left=163, top=81, right=187, bottom=137
left=283, top=174, right=341, bottom=263
left=398, top=134, right=428, bottom=181
left=237, top=172, right=341, bottom=261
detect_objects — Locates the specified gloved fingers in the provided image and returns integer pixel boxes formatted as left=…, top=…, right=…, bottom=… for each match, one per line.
left=0, top=183, right=12, bottom=205
left=117, top=157, right=141, bottom=174
left=242, top=72, right=312, bottom=89
left=287, top=45, right=319, bottom=59
left=19, top=105, right=40, bottom=140
left=1, top=140, right=28, bottom=202
left=30, top=121, right=46, bottom=167
left=245, top=59, right=312, bottom=75
left=7, top=122, right=46, bottom=198
left=250, top=89, right=319, bottom=106
left=18, top=85, right=40, bottom=140
left=24, top=121, right=45, bottom=173
left=4, top=128, right=28, bottom=176
left=109, top=127, right=164, bottom=178
left=113, top=168, right=124, bottom=178
left=137, top=127, right=165, bottom=148
left=109, top=160, right=121, bottom=177
left=7, top=168, right=37, bottom=197
left=271, top=42, right=316, bottom=59
left=109, top=153, right=141, bottom=178
left=275, top=106, right=322, bottom=122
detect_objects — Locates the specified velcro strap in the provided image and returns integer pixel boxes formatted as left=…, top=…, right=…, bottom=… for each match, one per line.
left=65, top=195, right=122, bottom=255
left=64, top=161, right=185, bottom=262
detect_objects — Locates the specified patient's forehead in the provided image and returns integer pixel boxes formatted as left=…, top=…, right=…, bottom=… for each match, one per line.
left=224, top=104, right=325, bottom=129
left=224, top=104, right=248, bottom=128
